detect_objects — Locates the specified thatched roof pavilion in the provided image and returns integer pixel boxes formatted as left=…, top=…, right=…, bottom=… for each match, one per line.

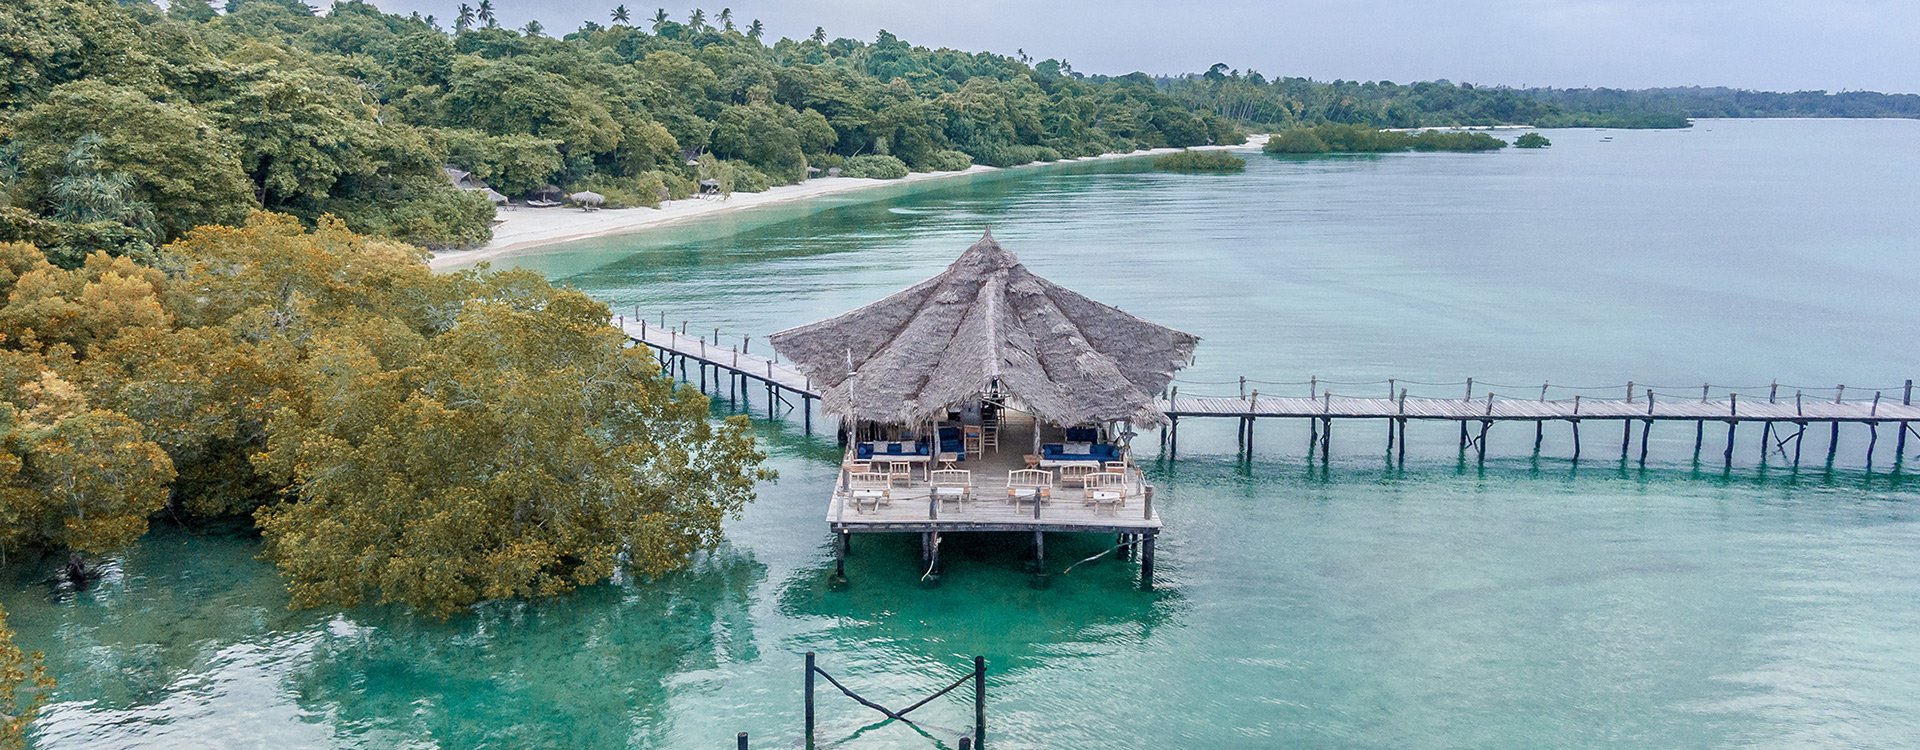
left=769, top=232, right=1199, bottom=428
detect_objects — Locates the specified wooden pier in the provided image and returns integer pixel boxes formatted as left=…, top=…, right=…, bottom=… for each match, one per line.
left=625, top=316, right=1917, bottom=470
left=616, top=312, right=822, bottom=430
left=1160, top=378, right=1920, bottom=468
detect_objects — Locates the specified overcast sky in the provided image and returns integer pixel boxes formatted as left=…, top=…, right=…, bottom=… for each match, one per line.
left=365, top=0, right=1920, bottom=93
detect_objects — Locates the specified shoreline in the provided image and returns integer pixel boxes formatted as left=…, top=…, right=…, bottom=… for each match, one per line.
left=428, top=135, right=1269, bottom=271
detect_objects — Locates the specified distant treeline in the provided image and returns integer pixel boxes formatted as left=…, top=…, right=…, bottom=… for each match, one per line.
left=1160, top=65, right=1919, bottom=131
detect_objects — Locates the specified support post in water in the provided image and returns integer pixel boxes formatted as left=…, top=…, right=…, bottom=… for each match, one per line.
left=804, top=651, right=816, bottom=748
left=738, top=732, right=749, bottom=750
left=974, top=655, right=988, bottom=749
left=1140, top=532, right=1157, bottom=590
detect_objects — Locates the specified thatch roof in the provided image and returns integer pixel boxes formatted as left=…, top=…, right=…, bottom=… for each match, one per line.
left=769, top=232, right=1198, bottom=427
left=568, top=190, right=605, bottom=205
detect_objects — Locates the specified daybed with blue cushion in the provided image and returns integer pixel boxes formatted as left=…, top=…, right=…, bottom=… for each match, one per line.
left=1040, top=442, right=1122, bottom=463
left=856, top=440, right=932, bottom=460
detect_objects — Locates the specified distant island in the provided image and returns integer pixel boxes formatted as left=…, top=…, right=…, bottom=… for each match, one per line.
left=1161, top=68, right=1920, bottom=132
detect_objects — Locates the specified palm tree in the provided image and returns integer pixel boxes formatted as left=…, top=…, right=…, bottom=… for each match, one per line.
left=523, top=19, right=543, bottom=36
left=809, top=26, right=825, bottom=44
left=476, top=0, right=495, bottom=28
left=746, top=18, right=762, bottom=39
left=423, top=13, right=437, bottom=29
left=455, top=3, right=474, bottom=32
left=687, top=9, right=705, bottom=31
left=651, top=8, right=668, bottom=31
left=610, top=4, right=629, bottom=24
left=717, top=7, right=732, bottom=30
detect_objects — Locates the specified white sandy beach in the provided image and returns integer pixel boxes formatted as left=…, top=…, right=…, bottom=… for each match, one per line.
left=427, top=135, right=1269, bottom=270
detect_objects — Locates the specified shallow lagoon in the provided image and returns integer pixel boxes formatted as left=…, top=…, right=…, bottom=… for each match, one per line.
left=10, top=120, right=1920, bottom=748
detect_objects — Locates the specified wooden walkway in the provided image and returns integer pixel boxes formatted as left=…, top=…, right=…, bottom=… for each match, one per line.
left=617, top=315, right=823, bottom=429
left=1161, top=382, right=1920, bottom=468
left=623, top=314, right=1918, bottom=468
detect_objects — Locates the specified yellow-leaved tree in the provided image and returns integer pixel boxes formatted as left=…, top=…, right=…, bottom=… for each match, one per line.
left=0, top=603, right=52, bottom=750
left=0, top=244, right=175, bottom=562
left=160, top=215, right=770, bottom=618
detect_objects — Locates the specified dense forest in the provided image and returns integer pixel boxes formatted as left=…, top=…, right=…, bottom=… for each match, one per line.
left=6, top=1, right=1917, bottom=263
left=0, top=0, right=1248, bottom=262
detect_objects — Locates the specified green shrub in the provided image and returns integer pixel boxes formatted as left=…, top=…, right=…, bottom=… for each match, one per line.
left=1264, top=125, right=1506, bottom=154
left=1514, top=132, right=1551, bottom=148
left=660, top=171, right=696, bottom=200
left=1264, top=128, right=1330, bottom=154
left=925, top=150, right=973, bottom=172
left=842, top=154, right=909, bottom=179
left=968, top=144, right=1064, bottom=168
left=336, top=178, right=494, bottom=250
left=569, top=173, right=665, bottom=208
left=728, top=161, right=773, bottom=192
left=1152, top=150, right=1246, bottom=173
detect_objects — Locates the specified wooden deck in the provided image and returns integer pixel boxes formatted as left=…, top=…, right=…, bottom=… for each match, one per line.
left=827, top=472, right=1161, bottom=534
left=826, top=437, right=1160, bottom=534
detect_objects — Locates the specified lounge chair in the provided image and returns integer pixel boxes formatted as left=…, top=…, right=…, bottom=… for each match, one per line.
left=1006, top=469, right=1053, bottom=506
left=1082, top=472, right=1126, bottom=512
left=847, top=472, right=892, bottom=512
left=929, top=469, right=973, bottom=507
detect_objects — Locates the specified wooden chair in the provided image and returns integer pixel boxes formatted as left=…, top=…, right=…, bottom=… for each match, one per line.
left=876, top=460, right=913, bottom=488
left=1059, top=463, right=1095, bottom=488
left=963, top=425, right=984, bottom=457
left=1102, top=460, right=1128, bottom=474
left=929, top=469, right=973, bottom=507
left=847, top=472, right=892, bottom=512
left=1006, top=469, right=1053, bottom=506
left=1082, top=472, right=1126, bottom=512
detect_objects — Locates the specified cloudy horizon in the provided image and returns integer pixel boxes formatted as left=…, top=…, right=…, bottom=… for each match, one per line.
left=361, top=0, right=1920, bottom=94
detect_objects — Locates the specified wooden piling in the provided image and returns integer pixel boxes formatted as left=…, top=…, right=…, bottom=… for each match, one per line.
left=974, top=655, right=987, bottom=749
left=1320, top=417, right=1332, bottom=464
left=1140, top=532, right=1156, bottom=590
left=804, top=651, right=816, bottom=747
left=1724, top=421, right=1737, bottom=468
left=1638, top=419, right=1651, bottom=465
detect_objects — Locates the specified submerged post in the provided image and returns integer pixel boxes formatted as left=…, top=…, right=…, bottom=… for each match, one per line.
left=974, top=655, right=987, bottom=749
left=804, top=652, right=816, bottom=748
left=738, top=732, right=749, bottom=750
left=1140, top=532, right=1156, bottom=590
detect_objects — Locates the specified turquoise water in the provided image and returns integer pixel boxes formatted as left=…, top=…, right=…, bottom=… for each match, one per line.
left=10, top=119, right=1920, bottom=747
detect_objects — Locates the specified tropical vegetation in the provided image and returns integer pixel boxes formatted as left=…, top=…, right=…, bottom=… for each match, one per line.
left=1515, top=132, right=1551, bottom=148
left=0, top=0, right=1245, bottom=261
left=0, top=215, right=770, bottom=618
left=1152, top=150, right=1246, bottom=173
left=1264, top=124, right=1508, bottom=154
left=0, top=604, right=50, bottom=750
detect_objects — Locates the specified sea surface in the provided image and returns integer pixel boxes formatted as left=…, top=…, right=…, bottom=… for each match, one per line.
left=9, top=119, right=1920, bottom=748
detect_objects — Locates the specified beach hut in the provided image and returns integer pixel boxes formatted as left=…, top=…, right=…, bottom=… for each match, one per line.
left=568, top=190, right=605, bottom=211
left=770, top=231, right=1194, bottom=583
